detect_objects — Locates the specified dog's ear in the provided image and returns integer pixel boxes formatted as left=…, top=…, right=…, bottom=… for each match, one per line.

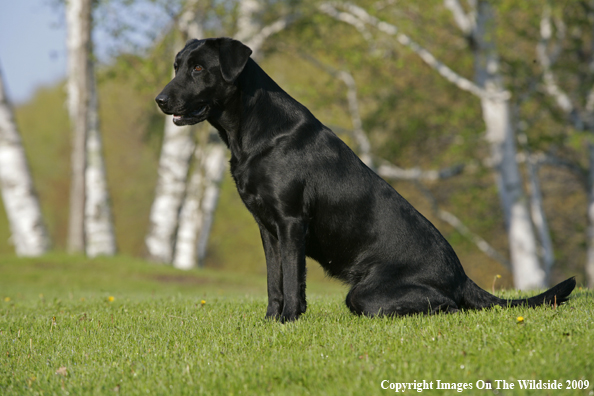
left=218, top=38, right=253, bottom=83
left=185, top=38, right=198, bottom=48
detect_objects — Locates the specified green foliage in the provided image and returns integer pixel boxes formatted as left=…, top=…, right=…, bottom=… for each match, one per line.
left=0, top=255, right=592, bottom=395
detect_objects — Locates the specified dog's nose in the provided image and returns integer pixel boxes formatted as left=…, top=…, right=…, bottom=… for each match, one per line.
left=155, top=94, right=169, bottom=107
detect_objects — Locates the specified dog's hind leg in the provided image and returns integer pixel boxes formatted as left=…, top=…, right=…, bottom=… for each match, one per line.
left=346, top=282, right=458, bottom=317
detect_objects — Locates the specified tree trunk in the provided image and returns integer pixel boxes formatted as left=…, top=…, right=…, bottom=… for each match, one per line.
left=66, top=0, right=115, bottom=257
left=145, top=3, right=204, bottom=263
left=473, top=1, right=545, bottom=289
left=526, top=151, right=555, bottom=281
left=236, top=0, right=262, bottom=44
left=195, top=140, right=226, bottom=266
left=479, top=97, right=545, bottom=289
left=0, top=64, right=51, bottom=256
left=85, top=69, right=116, bottom=257
left=173, top=131, right=207, bottom=269
left=145, top=113, right=195, bottom=262
left=173, top=130, right=226, bottom=269
left=66, top=0, right=91, bottom=254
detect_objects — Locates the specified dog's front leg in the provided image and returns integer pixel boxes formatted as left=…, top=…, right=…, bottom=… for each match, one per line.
left=259, top=226, right=283, bottom=319
left=278, top=221, right=307, bottom=323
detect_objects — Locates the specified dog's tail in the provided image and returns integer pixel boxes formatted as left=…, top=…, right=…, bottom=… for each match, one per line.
left=461, top=277, right=576, bottom=310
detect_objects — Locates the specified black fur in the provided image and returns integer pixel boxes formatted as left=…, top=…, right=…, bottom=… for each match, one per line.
left=155, top=37, right=576, bottom=322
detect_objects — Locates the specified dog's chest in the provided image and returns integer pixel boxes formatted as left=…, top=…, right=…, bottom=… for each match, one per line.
left=231, top=162, right=278, bottom=233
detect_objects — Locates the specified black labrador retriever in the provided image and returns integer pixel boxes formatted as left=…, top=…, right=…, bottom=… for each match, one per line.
left=155, top=37, right=575, bottom=322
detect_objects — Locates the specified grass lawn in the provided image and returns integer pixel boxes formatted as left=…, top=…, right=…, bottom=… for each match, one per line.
left=1, top=254, right=593, bottom=395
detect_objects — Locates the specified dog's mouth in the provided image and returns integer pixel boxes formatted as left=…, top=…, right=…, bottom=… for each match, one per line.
left=172, top=105, right=209, bottom=126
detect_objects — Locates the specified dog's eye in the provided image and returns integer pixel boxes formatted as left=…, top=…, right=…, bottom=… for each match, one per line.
left=194, top=65, right=203, bottom=72
left=173, top=63, right=178, bottom=70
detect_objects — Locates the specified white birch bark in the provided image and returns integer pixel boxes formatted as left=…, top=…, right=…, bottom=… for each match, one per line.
left=195, top=142, right=226, bottom=265
left=178, top=0, right=204, bottom=40
left=145, top=4, right=203, bottom=263
left=85, top=69, right=116, bottom=257
left=472, top=1, right=545, bottom=289
left=66, top=0, right=115, bottom=256
left=338, top=69, right=373, bottom=167
left=145, top=112, right=196, bottom=262
left=236, top=0, right=263, bottom=44
left=527, top=154, right=555, bottom=279
left=66, top=0, right=91, bottom=253
left=172, top=144, right=206, bottom=270
left=0, top=64, right=50, bottom=256
left=516, top=130, right=555, bottom=281
left=479, top=94, right=545, bottom=288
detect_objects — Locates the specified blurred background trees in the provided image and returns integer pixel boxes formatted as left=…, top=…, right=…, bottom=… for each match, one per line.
left=0, top=64, right=50, bottom=256
left=0, top=0, right=592, bottom=289
left=65, top=0, right=116, bottom=257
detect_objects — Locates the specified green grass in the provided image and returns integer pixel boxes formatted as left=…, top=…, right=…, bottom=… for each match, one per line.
left=1, top=255, right=593, bottom=395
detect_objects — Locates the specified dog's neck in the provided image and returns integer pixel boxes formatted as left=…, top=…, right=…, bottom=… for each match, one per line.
left=207, top=59, right=321, bottom=161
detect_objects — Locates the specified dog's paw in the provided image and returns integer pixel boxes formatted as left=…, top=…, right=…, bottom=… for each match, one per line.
left=265, top=302, right=283, bottom=320
left=264, top=312, right=280, bottom=321
left=279, top=312, right=301, bottom=323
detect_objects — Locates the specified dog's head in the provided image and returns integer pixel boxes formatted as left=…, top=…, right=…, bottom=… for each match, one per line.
left=155, top=37, right=252, bottom=126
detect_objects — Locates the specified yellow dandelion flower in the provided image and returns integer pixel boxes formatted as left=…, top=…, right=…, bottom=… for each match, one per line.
left=517, top=316, right=524, bottom=323
left=496, top=274, right=502, bottom=279
left=200, top=300, right=206, bottom=306
left=108, top=296, right=115, bottom=302
left=4, top=297, right=10, bottom=302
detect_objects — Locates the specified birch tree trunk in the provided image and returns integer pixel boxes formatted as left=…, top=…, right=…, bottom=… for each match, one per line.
left=66, top=0, right=91, bottom=254
left=173, top=133, right=225, bottom=269
left=145, top=112, right=196, bottom=263
left=470, top=1, right=546, bottom=289
left=480, top=96, right=544, bottom=289
left=521, top=136, right=555, bottom=282
left=172, top=142, right=206, bottom=269
left=66, top=0, right=115, bottom=257
left=85, top=69, right=116, bottom=257
left=145, top=2, right=203, bottom=263
left=0, top=64, right=51, bottom=256
left=195, top=141, right=226, bottom=266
